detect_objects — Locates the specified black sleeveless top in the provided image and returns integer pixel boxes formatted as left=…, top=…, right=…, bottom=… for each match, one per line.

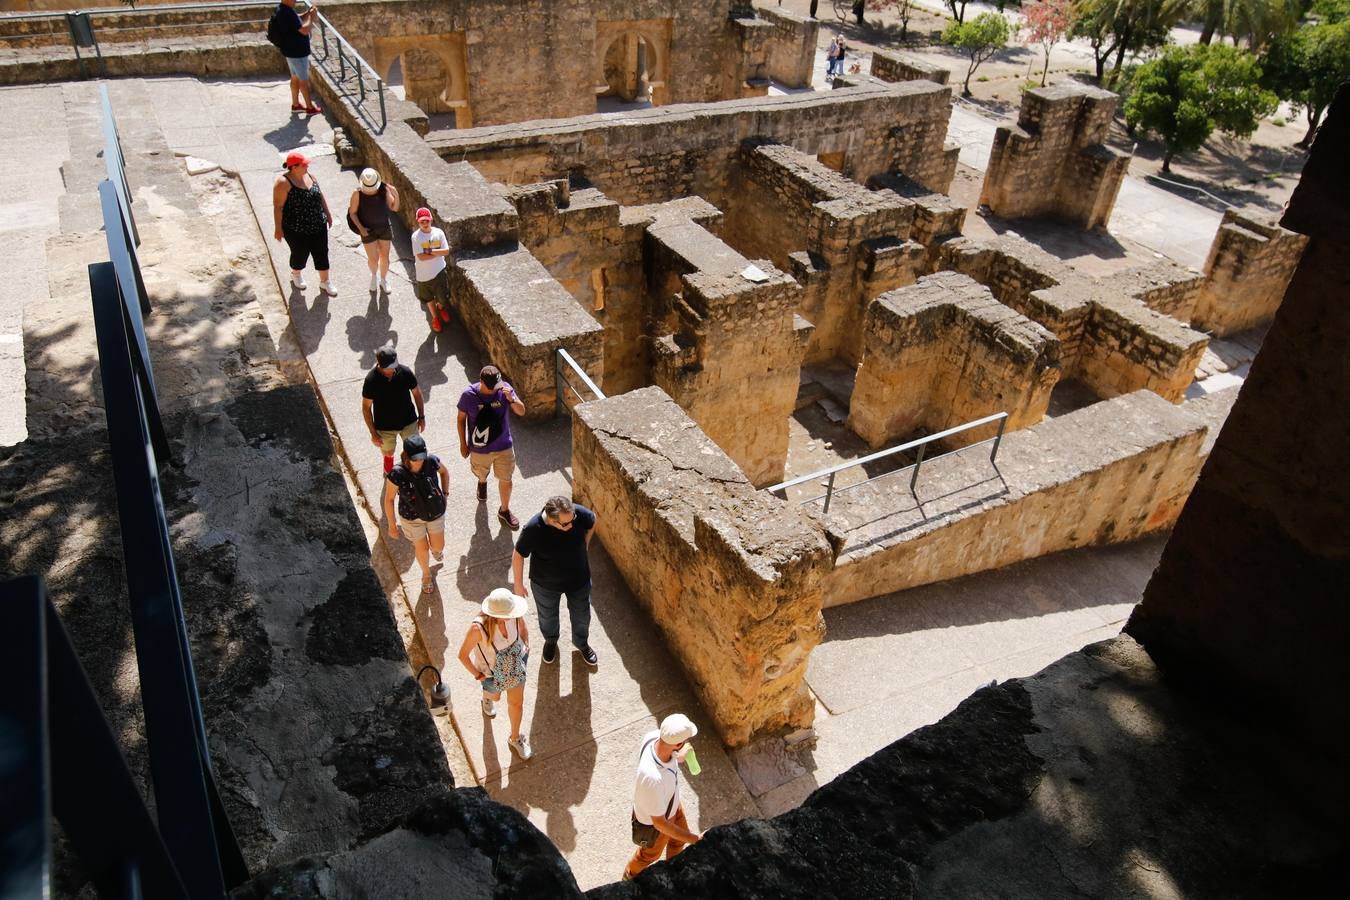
left=281, top=173, right=327, bottom=236
left=356, top=184, right=390, bottom=229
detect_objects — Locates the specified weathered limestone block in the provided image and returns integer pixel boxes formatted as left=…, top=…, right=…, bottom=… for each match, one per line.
left=823, top=390, right=1210, bottom=606
left=449, top=242, right=604, bottom=419
left=572, top=387, right=835, bottom=747
left=870, top=49, right=951, bottom=85
left=848, top=273, right=1060, bottom=449
left=755, top=6, right=819, bottom=89
left=979, top=83, right=1130, bottom=229
left=645, top=214, right=804, bottom=485
left=1190, top=208, right=1309, bottom=336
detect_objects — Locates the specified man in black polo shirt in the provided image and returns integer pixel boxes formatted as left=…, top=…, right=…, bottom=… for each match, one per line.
left=361, top=343, right=424, bottom=474
left=512, top=495, right=599, bottom=668
left=269, top=0, right=321, bottom=115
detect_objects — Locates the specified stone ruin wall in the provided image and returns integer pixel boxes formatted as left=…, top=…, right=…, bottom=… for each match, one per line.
left=938, top=236, right=1209, bottom=403
left=869, top=49, right=951, bottom=85
left=979, top=83, right=1130, bottom=230
left=571, top=387, right=834, bottom=747
left=1188, top=208, right=1309, bottom=336
left=822, top=389, right=1229, bottom=607
left=847, top=273, right=1061, bottom=449
left=748, top=6, right=819, bottom=89
left=428, top=80, right=959, bottom=207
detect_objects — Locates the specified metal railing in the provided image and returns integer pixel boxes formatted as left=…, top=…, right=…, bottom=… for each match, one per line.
left=0, top=87, right=253, bottom=899
left=311, top=10, right=387, bottom=133
left=555, top=347, right=605, bottom=415
left=765, top=411, right=1008, bottom=515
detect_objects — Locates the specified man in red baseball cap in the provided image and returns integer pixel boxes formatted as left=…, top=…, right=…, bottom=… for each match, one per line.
left=411, top=207, right=452, bottom=332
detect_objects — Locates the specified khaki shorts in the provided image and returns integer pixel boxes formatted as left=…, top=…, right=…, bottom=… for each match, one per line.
left=414, top=269, right=450, bottom=305
left=378, top=421, right=420, bottom=455
left=469, top=447, right=515, bottom=484
left=400, top=515, right=445, bottom=542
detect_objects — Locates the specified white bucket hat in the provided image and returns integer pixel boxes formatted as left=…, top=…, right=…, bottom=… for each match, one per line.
left=481, top=587, right=527, bottom=619
left=659, top=713, right=698, bottom=745
left=359, top=167, right=381, bottom=194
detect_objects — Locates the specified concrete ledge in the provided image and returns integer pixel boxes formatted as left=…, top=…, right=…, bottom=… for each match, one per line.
left=572, top=386, right=834, bottom=747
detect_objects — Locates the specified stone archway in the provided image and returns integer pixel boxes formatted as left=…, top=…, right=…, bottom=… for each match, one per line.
left=371, top=33, right=472, bottom=127
left=594, top=19, right=671, bottom=108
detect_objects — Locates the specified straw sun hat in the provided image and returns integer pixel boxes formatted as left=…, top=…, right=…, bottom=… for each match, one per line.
left=481, top=587, right=527, bottom=619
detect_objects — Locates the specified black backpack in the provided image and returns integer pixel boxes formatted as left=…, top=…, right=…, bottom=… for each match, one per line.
left=266, top=8, right=286, bottom=50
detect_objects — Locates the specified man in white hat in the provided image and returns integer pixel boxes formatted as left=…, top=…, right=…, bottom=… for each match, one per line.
left=624, top=713, right=702, bottom=880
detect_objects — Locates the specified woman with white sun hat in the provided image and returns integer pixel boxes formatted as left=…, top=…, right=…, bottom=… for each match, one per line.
left=347, top=167, right=400, bottom=293
left=457, top=587, right=533, bottom=760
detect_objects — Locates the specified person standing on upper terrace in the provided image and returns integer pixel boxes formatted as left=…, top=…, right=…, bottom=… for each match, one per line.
left=457, top=364, right=524, bottom=530
left=512, top=495, right=600, bottom=670
left=268, top=0, right=322, bottom=116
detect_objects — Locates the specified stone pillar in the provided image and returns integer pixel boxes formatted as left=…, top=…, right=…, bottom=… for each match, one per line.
left=1125, top=85, right=1350, bottom=757
left=1191, top=208, right=1309, bottom=337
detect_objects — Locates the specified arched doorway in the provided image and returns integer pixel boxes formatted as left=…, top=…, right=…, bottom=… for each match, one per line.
left=594, top=19, right=671, bottom=111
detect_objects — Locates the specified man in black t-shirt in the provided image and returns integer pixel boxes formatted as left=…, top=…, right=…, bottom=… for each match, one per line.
left=271, top=0, right=321, bottom=115
left=512, top=495, right=600, bottom=669
left=361, top=344, right=425, bottom=474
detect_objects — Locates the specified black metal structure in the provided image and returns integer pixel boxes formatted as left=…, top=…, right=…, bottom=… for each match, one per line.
left=0, top=89, right=248, bottom=900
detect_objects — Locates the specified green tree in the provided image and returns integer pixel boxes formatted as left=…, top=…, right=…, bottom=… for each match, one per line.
left=946, top=0, right=972, bottom=24
left=944, top=12, right=1013, bottom=95
left=1193, top=0, right=1302, bottom=51
left=1261, top=19, right=1350, bottom=146
left=1072, top=0, right=1187, bottom=81
left=1124, top=43, right=1279, bottom=172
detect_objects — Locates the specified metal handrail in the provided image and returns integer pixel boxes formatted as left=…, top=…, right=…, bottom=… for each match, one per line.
left=311, top=9, right=387, bottom=132
left=555, top=347, right=605, bottom=415
left=766, top=411, right=1008, bottom=515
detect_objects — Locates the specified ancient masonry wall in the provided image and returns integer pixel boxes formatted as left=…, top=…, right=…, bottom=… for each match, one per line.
left=752, top=6, right=819, bottom=89
left=848, top=273, right=1061, bottom=449
left=428, top=80, right=958, bottom=206
left=645, top=215, right=805, bottom=487
left=822, top=390, right=1212, bottom=607
left=571, top=387, right=835, bottom=747
left=870, top=49, right=951, bottom=85
left=939, top=235, right=1208, bottom=402
left=724, top=144, right=965, bottom=365
left=310, top=68, right=603, bottom=419
left=979, top=83, right=1130, bottom=229
left=1187, top=208, right=1309, bottom=336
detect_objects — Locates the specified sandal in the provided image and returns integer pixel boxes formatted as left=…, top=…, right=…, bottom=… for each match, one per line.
left=304, top=104, right=323, bottom=116
left=421, top=573, right=435, bottom=595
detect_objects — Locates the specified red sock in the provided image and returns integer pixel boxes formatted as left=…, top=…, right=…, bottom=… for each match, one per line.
left=383, top=455, right=394, bottom=473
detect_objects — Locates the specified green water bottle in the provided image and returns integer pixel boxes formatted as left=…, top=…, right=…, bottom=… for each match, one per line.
left=682, top=746, right=701, bottom=776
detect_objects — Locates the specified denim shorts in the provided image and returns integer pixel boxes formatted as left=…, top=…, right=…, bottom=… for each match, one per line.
left=286, top=55, right=311, bottom=80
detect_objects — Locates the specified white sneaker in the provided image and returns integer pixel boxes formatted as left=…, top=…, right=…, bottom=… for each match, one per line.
left=481, top=696, right=496, bottom=718
left=509, top=734, right=532, bottom=760
left=380, top=276, right=391, bottom=293
left=319, top=281, right=338, bottom=297
left=290, top=272, right=307, bottom=290
left=369, top=273, right=379, bottom=292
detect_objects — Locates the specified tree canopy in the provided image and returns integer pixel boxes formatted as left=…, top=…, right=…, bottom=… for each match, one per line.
left=1124, top=43, right=1279, bottom=171
left=1261, top=17, right=1350, bottom=145
left=944, top=12, right=1013, bottom=96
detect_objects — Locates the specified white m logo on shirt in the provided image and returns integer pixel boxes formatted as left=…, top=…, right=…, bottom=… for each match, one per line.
left=472, top=424, right=490, bottom=447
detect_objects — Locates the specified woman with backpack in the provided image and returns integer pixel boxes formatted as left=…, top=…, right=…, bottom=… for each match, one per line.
left=348, top=168, right=401, bottom=294
left=457, top=588, right=533, bottom=761
left=382, top=433, right=448, bottom=594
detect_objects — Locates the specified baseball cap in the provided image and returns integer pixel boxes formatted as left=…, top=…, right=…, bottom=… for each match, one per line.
left=359, top=168, right=381, bottom=193
left=375, top=344, right=397, bottom=367
left=659, top=713, right=697, bottom=746
left=402, top=434, right=428, bottom=461
left=479, top=365, right=501, bottom=388
left=415, top=207, right=433, bottom=221
left=283, top=151, right=310, bottom=169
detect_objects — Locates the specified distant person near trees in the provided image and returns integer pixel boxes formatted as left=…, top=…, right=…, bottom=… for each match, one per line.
left=362, top=344, right=425, bottom=475
left=512, top=495, right=599, bottom=669
left=267, top=0, right=321, bottom=115
left=457, top=365, right=525, bottom=529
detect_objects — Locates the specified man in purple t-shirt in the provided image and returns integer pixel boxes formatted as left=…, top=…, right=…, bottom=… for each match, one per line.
left=457, top=364, right=526, bottom=529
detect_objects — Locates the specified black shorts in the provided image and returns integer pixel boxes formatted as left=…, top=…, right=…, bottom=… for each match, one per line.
left=284, top=230, right=330, bottom=271
left=361, top=224, right=392, bottom=245
left=414, top=269, right=450, bottom=305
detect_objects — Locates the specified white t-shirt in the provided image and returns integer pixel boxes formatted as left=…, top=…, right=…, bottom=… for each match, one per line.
left=632, top=730, right=681, bottom=826
left=413, top=226, right=448, bottom=282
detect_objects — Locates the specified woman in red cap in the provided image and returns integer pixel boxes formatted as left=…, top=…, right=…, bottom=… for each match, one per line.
left=272, top=151, right=337, bottom=296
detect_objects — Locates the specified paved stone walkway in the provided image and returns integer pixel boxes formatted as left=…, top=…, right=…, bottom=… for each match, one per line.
left=3, top=74, right=1232, bottom=890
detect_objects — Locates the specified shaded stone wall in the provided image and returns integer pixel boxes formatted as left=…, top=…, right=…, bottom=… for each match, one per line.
left=429, top=80, right=958, bottom=204
left=1127, top=85, right=1350, bottom=763
left=756, top=6, right=819, bottom=88
left=1188, top=208, right=1309, bottom=336
left=979, top=83, right=1130, bottom=229
left=870, top=49, right=951, bottom=85
left=571, top=387, right=834, bottom=747
left=822, top=390, right=1214, bottom=607
left=847, top=273, right=1061, bottom=449
left=645, top=215, right=804, bottom=486
left=939, top=235, right=1208, bottom=402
